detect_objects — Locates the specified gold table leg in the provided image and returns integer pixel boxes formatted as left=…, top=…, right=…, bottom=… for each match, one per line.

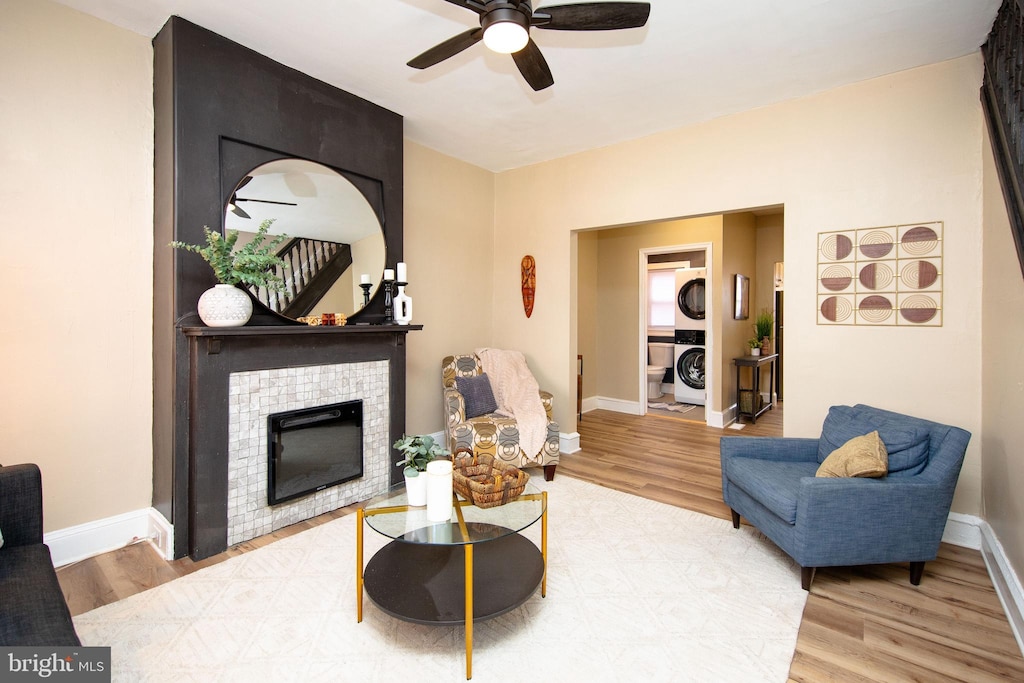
left=541, top=490, right=548, bottom=598
left=465, top=543, right=473, bottom=680
left=356, top=507, right=364, bottom=623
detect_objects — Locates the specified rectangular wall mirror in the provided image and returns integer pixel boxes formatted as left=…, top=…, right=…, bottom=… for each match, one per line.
left=734, top=274, right=750, bottom=320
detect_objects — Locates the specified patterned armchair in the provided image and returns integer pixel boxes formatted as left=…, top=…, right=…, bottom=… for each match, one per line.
left=442, top=354, right=560, bottom=480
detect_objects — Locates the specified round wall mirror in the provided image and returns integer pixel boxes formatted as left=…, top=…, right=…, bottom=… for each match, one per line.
left=224, top=158, right=386, bottom=320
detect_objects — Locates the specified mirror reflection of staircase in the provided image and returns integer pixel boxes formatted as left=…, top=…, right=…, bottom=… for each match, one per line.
left=248, top=237, right=352, bottom=318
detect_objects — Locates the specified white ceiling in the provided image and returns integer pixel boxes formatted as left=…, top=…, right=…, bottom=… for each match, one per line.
left=56, top=0, right=1000, bottom=172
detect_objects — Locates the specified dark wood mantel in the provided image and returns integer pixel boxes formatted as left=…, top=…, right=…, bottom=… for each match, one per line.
left=180, top=324, right=420, bottom=560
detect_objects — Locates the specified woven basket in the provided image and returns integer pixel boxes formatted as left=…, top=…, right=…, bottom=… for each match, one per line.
left=451, top=447, right=529, bottom=508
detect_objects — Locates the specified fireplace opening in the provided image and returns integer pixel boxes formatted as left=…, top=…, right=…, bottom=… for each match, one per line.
left=267, top=400, right=363, bottom=505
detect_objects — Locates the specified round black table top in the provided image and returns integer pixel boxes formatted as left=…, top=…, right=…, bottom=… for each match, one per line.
left=363, top=523, right=545, bottom=625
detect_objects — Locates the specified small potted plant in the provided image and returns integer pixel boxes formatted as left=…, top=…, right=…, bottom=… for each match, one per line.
left=755, top=308, right=774, bottom=355
left=747, top=337, right=761, bottom=356
left=171, top=219, right=289, bottom=327
left=394, top=434, right=450, bottom=506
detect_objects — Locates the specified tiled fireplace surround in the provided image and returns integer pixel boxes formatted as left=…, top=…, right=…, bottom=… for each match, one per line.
left=226, top=360, right=390, bottom=547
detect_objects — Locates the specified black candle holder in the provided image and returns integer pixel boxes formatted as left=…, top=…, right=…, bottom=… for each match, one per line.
left=359, top=282, right=373, bottom=307
left=382, top=278, right=395, bottom=324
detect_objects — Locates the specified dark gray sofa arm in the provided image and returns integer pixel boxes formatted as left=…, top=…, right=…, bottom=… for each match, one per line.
left=0, top=463, right=44, bottom=547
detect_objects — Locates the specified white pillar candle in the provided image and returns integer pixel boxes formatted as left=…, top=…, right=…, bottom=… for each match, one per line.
left=396, top=262, right=407, bottom=282
left=383, top=268, right=395, bottom=281
left=360, top=273, right=370, bottom=284
left=426, top=459, right=453, bottom=522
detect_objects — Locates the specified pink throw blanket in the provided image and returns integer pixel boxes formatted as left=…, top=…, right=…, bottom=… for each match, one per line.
left=475, top=348, right=547, bottom=459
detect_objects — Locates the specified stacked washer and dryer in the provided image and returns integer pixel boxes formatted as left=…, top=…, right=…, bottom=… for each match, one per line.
left=674, top=268, right=707, bottom=406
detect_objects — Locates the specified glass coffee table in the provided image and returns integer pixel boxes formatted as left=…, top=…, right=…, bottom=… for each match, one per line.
left=357, top=482, right=547, bottom=680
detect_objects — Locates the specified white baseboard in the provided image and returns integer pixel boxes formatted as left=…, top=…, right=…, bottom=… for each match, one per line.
left=939, top=513, right=1024, bottom=657
left=45, top=507, right=173, bottom=567
left=707, top=408, right=727, bottom=429
left=148, top=508, right=175, bottom=560
left=593, top=396, right=643, bottom=415
left=581, top=396, right=601, bottom=414
left=942, top=512, right=983, bottom=549
left=560, top=432, right=581, bottom=454
left=980, top=519, right=1024, bottom=657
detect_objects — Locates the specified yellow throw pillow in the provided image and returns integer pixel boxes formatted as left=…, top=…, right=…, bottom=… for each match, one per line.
left=816, top=430, right=888, bottom=478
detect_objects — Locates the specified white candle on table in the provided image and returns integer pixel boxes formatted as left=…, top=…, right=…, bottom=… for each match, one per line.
left=396, top=262, right=407, bottom=282
left=360, top=273, right=370, bottom=284
left=384, top=268, right=395, bottom=281
left=426, top=459, right=453, bottom=522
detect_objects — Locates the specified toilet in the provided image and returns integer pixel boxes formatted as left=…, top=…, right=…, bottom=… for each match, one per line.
left=647, top=343, right=675, bottom=399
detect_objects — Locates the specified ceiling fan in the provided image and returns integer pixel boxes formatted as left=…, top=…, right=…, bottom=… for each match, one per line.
left=228, top=176, right=298, bottom=220
left=408, top=1, right=651, bottom=91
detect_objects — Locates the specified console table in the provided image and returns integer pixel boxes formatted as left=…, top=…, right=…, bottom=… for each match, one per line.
left=733, top=354, right=778, bottom=424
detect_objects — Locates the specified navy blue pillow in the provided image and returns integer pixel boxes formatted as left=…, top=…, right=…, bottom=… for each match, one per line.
left=455, top=374, right=498, bottom=419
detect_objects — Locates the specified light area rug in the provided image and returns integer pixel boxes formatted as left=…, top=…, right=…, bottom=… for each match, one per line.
left=74, top=477, right=807, bottom=682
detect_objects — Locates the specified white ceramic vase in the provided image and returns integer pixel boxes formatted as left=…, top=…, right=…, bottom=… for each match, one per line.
left=404, top=470, right=428, bottom=507
left=750, top=347, right=761, bottom=357
left=393, top=285, right=413, bottom=324
left=197, top=284, right=253, bottom=327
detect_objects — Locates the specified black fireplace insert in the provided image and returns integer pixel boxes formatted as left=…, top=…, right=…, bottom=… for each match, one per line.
left=267, top=400, right=363, bottom=505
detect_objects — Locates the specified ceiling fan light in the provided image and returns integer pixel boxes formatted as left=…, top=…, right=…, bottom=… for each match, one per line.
left=483, top=21, right=529, bottom=54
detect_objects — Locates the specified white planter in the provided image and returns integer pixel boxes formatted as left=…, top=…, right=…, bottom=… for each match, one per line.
left=750, top=348, right=761, bottom=357
left=198, top=284, right=253, bottom=327
left=404, top=470, right=428, bottom=507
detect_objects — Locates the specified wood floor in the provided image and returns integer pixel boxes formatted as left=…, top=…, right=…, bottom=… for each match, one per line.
left=57, top=403, right=1024, bottom=681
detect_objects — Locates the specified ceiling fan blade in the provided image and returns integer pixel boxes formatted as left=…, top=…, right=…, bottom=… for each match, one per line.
left=440, top=0, right=486, bottom=13
left=229, top=203, right=251, bottom=219
left=236, top=198, right=298, bottom=206
left=408, top=28, right=483, bottom=69
left=512, top=39, right=554, bottom=92
left=533, top=2, right=651, bottom=30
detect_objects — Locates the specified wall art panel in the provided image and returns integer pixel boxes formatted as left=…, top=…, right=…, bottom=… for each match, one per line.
left=817, top=222, right=942, bottom=326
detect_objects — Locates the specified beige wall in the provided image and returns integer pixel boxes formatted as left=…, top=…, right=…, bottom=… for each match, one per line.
left=496, top=55, right=985, bottom=515
left=755, top=213, right=785, bottom=319
left=981, top=122, right=1024, bottom=572
left=722, top=213, right=758, bottom=409
left=402, top=141, right=495, bottom=434
left=0, top=0, right=154, bottom=531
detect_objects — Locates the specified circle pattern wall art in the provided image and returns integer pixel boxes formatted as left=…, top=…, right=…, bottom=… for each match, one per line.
left=817, top=222, right=942, bottom=326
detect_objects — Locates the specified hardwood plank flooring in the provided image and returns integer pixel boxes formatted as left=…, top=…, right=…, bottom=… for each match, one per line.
left=56, top=403, right=1024, bottom=681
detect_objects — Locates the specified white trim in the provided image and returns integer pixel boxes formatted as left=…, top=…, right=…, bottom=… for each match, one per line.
left=559, top=432, right=581, bottom=453
left=941, top=512, right=983, bottom=549
left=581, top=396, right=601, bottom=414
left=706, top=408, right=727, bottom=429
left=980, top=518, right=1024, bottom=657
left=637, top=242, right=714, bottom=417
left=937, top=513, right=1024, bottom=657
left=45, top=507, right=170, bottom=567
left=594, top=396, right=644, bottom=415
left=148, top=508, right=175, bottom=560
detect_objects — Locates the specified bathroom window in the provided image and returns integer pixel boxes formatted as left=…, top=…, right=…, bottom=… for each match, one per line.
left=648, top=269, right=676, bottom=328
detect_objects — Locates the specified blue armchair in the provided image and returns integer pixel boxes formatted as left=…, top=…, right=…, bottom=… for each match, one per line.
left=721, top=404, right=971, bottom=590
